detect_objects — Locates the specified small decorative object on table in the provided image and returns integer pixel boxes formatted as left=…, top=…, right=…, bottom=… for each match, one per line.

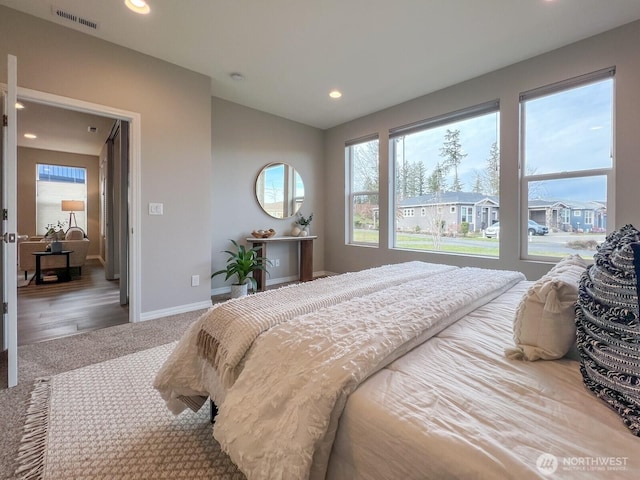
left=251, top=228, right=276, bottom=239
left=45, top=220, right=67, bottom=241
left=293, top=212, right=313, bottom=237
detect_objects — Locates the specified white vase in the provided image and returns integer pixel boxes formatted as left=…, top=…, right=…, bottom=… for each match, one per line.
left=291, top=226, right=301, bottom=236
left=230, top=283, right=248, bottom=298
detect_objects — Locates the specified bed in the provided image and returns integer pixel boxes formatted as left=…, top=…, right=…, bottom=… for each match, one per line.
left=154, top=255, right=640, bottom=479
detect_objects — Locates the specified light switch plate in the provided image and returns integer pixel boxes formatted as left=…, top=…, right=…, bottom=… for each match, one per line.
left=149, top=203, right=164, bottom=215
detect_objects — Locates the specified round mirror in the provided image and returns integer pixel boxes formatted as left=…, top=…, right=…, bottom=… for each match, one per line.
left=255, top=163, right=305, bottom=219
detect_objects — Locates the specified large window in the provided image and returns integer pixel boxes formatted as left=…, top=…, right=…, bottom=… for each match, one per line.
left=390, top=101, right=500, bottom=256
left=36, top=164, right=87, bottom=235
left=347, top=136, right=379, bottom=245
left=521, top=68, right=613, bottom=259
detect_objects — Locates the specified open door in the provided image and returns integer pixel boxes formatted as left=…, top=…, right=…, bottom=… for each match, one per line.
left=1, top=54, right=18, bottom=387
left=104, top=120, right=129, bottom=306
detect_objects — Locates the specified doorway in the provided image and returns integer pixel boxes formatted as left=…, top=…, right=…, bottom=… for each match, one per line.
left=13, top=87, right=141, bottom=335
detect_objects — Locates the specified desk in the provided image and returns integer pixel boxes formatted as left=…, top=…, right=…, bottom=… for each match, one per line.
left=32, top=250, right=73, bottom=284
left=246, top=236, right=317, bottom=292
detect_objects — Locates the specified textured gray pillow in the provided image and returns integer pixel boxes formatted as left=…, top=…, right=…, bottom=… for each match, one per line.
left=576, top=224, right=640, bottom=436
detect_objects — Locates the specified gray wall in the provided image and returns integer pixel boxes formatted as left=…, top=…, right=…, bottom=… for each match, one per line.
left=211, top=98, right=325, bottom=290
left=324, top=20, right=640, bottom=280
left=1, top=6, right=213, bottom=315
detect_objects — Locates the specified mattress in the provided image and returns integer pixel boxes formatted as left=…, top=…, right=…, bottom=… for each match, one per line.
left=327, top=281, right=640, bottom=479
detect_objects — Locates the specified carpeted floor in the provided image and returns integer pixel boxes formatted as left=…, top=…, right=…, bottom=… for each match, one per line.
left=15, top=343, right=243, bottom=479
left=0, top=309, right=215, bottom=480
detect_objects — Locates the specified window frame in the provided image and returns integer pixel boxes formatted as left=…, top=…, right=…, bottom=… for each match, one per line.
left=389, top=100, right=500, bottom=256
left=519, top=67, right=614, bottom=260
left=346, top=135, right=380, bottom=246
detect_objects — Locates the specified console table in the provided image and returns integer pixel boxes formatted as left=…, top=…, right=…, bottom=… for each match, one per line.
left=246, top=235, right=317, bottom=292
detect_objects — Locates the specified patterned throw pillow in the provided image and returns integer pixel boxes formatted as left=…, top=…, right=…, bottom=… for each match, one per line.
left=576, top=224, right=640, bottom=436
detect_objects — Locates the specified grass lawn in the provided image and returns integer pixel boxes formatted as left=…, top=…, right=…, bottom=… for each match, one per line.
left=352, top=230, right=594, bottom=258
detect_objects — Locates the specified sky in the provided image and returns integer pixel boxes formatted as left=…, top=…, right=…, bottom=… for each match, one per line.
left=397, top=78, right=612, bottom=203
left=260, top=163, right=304, bottom=203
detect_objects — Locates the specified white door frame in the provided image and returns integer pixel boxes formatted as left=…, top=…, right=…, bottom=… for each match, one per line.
left=2, top=55, right=18, bottom=386
left=15, top=87, right=142, bottom=324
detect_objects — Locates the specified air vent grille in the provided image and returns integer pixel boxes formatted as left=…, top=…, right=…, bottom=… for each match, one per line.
left=52, top=6, right=99, bottom=30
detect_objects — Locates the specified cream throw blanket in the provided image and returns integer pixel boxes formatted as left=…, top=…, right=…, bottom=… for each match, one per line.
left=154, top=262, right=455, bottom=413
left=196, top=261, right=456, bottom=388
left=213, top=267, right=525, bottom=480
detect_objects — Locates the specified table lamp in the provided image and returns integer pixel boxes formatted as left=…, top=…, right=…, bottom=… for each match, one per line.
left=61, top=200, right=85, bottom=228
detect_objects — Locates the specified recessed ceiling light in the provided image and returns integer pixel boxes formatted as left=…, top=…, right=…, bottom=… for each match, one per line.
left=125, top=0, right=150, bottom=15
left=329, top=90, right=342, bottom=99
left=15, top=102, right=24, bottom=110
left=230, top=72, right=245, bottom=81
left=24, top=133, right=37, bottom=139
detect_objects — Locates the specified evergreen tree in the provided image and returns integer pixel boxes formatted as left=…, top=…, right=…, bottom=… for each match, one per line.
left=472, top=172, right=483, bottom=194
left=486, top=142, right=500, bottom=195
left=427, top=162, right=447, bottom=193
left=439, top=129, right=467, bottom=192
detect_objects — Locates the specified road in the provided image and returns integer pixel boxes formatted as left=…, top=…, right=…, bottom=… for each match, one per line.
left=398, top=231, right=605, bottom=258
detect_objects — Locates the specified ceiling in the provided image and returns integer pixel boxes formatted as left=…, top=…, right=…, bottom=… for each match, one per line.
left=17, top=101, right=116, bottom=156
left=4, top=0, right=640, bottom=137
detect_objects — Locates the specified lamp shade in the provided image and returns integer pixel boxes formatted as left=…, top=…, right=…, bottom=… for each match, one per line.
left=61, top=200, right=85, bottom=212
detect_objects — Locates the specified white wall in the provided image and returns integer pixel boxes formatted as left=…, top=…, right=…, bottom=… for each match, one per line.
left=1, top=6, right=213, bottom=315
left=324, top=20, right=640, bottom=280
left=211, top=98, right=325, bottom=291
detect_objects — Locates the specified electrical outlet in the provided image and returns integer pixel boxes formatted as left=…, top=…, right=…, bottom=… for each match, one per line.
left=191, top=275, right=200, bottom=287
left=274, top=258, right=280, bottom=267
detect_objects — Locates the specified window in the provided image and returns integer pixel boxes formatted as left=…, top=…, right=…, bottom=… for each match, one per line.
left=403, top=208, right=415, bottom=217
left=584, top=210, right=593, bottom=226
left=36, top=164, right=87, bottom=235
left=521, top=68, right=613, bottom=258
left=391, top=101, right=499, bottom=256
left=461, top=207, right=473, bottom=223
left=347, top=136, right=379, bottom=245
left=421, top=207, right=426, bottom=217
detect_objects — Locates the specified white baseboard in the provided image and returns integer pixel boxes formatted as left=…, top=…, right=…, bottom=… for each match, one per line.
left=138, top=300, right=212, bottom=322
left=210, top=271, right=334, bottom=296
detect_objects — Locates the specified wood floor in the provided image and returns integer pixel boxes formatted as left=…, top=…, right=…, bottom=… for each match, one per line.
left=17, top=258, right=129, bottom=346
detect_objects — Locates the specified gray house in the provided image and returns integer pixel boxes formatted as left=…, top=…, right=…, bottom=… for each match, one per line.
left=397, top=192, right=499, bottom=234
left=528, top=199, right=607, bottom=232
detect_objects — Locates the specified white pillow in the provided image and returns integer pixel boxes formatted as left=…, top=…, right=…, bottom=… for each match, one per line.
left=505, top=254, right=587, bottom=361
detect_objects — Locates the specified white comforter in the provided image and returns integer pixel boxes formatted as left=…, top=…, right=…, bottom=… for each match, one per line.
left=154, top=261, right=456, bottom=412
left=212, top=267, right=524, bottom=480
left=327, top=282, right=640, bottom=479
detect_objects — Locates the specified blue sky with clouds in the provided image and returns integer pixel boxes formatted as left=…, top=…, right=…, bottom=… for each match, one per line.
left=397, top=78, right=613, bottom=203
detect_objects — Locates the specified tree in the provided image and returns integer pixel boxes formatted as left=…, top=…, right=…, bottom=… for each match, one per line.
left=472, top=172, right=483, bottom=194
left=427, top=162, right=447, bottom=193
left=485, top=142, right=500, bottom=195
left=353, top=140, right=379, bottom=193
left=439, top=129, right=467, bottom=192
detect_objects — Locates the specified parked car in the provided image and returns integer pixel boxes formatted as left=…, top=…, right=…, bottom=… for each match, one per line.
left=484, top=220, right=548, bottom=239
left=485, top=222, right=500, bottom=238
left=528, top=219, right=549, bottom=236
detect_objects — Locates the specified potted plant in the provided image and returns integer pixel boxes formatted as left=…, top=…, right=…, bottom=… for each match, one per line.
left=211, top=239, right=272, bottom=298
left=293, top=212, right=313, bottom=236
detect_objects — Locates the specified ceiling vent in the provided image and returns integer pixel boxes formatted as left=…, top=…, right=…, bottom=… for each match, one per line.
left=51, top=5, right=99, bottom=30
